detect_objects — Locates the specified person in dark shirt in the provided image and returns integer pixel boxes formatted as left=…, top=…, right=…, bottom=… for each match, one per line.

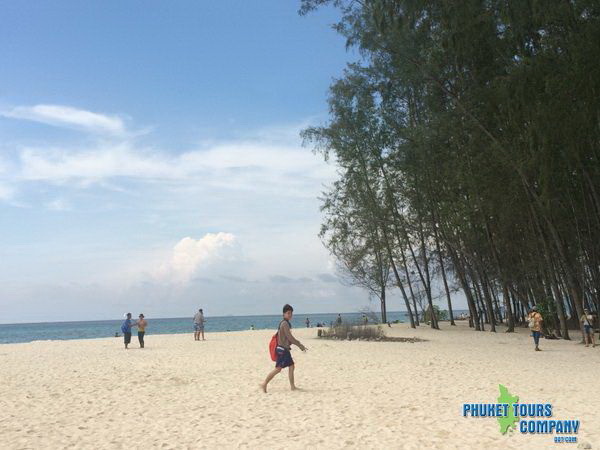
left=121, top=313, right=134, bottom=349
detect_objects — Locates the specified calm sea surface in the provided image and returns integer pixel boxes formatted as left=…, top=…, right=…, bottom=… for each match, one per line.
left=0, top=311, right=455, bottom=344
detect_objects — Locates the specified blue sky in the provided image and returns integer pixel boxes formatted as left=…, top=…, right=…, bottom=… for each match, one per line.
left=0, top=1, right=441, bottom=323
left=1, top=1, right=345, bottom=147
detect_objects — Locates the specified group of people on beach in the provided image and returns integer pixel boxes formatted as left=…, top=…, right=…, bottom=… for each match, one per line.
left=527, top=306, right=596, bottom=351
left=119, top=308, right=206, bottom=348
left=116, top=303, right=596, bottom=399
left=119, top=304, right=596, bottom=359
left=120, top=313, right=147, bottom=349
left=117, top=303, right=307, bottom=394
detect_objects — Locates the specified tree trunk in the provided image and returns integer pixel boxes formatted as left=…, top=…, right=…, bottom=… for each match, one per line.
left=418, top=217, right=438, bottom=329
left=401, top=251, right=420, bottom=326
left=480, top=271, right=497, bottom=332
left=502, top=283, right=515, bottom=332
left=433, top=224, right=455, bottom=325
left=450, top=250, right=480, bottom=330
left=380, top=284, right=387, bottom=323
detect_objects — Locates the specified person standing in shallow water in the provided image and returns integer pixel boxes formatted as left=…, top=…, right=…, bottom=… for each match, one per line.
left=261, top=304, right=307, bottom=393
left=136, top=314, right=147, bottom=348
left=527, top=306, right=543, bottom=351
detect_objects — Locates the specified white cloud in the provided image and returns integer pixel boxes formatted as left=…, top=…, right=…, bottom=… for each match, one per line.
left=15, top=140, right=336, bottom=197
left=0, top=105, right=336, bottom=204
left=45, top=198, right=71, bottom=211
left=19, top=144, right=170, bottom=181
left=156, top=232, right=240, bottom=283
left=1, top=104, right=126, bottom=135
left=0, top=107, right=352, bottom=319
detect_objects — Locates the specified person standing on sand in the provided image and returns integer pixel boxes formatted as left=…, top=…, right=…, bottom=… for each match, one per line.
left=121, top=313, right=134, bottom=349
left=136, top=314, right=147, bottom=348
left=305, top=318, right=310, bottom=328
left=527, top=306, right=543, bottom=351
left=193, top=309, right=205, bottom=341
left=261, top=304, right=307, bottom=393
left=581, top=309, right=596, bottom=348
left=335, top=314, right=342, bottom=326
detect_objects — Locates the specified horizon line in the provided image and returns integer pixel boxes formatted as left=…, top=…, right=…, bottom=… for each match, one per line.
left=0, top=309, right=444, bottom=327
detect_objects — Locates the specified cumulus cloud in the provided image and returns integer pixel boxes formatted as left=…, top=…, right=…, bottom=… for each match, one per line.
left=1, top=104, right=126, bottom=135
left=157, top=232, right=239, bottom=283
left=0, top=104, right=390, bottom=320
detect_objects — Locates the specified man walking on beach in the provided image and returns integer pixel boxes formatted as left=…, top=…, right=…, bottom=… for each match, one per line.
left=527, top=306, right=543, bottom=351
left=261, top=304, right=306, bottom=393
left=121, top=313, right=134, bottom=349
left=193, top=308, right=205, bottom=341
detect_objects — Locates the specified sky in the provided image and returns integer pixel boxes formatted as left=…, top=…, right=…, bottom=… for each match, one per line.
left=0, top=1, right=466, bottom=324
left=0, top=0, right=393, bottom=323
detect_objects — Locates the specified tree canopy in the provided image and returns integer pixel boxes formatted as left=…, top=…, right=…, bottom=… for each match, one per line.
left=302, top=0, right=600, bottom=336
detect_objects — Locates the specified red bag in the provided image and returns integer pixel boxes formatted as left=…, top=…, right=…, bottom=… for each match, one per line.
left=269, top=320, right=283, bottom=361
left=269, top=333, right=278, bottom=361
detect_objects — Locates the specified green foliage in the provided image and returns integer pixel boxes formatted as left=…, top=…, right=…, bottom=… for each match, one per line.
left=302, top=0, right=600, bottom=337
left=535, top=299, right=557, bottom=331
left=423, top=306, right=448, bottom=323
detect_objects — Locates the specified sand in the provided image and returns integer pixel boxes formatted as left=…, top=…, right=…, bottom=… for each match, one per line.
left=0, top=321, right=598, bottom=449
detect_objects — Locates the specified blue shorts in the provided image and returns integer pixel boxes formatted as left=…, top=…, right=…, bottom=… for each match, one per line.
left=584, top=324, right=593, bottom=334
left=194, top=323, right=204, bottom=331
left=275, top=346, right=294, bottom=368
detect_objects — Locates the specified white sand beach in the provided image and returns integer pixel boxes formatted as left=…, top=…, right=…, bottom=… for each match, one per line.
left=1, top=321, right=598, bottom=449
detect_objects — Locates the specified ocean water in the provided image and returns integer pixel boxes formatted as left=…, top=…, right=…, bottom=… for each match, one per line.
left=0, top=311, right=425, bottom=344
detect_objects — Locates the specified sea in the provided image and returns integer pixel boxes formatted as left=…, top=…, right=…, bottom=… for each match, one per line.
left=0, top=310, right=437, bottom=344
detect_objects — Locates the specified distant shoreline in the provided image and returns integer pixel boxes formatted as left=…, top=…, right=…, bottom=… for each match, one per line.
left=0, top=309, right=419, bottom=327
left=1, top=310, right=471, bottom=345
